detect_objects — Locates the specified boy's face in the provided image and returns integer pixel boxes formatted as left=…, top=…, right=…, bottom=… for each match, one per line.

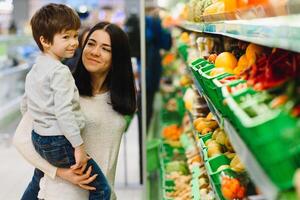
left=44, top=29, right=79, bottom=61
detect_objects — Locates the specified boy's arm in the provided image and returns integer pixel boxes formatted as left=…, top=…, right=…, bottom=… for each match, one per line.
left=13, top=112, right=57, bottom=179
left=20, top=93, right=28, bottom=115
left=51, top=67, right=84, bottom=148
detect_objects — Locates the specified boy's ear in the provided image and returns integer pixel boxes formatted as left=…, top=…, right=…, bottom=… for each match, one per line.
left=40, top=36, right=50, bottom=50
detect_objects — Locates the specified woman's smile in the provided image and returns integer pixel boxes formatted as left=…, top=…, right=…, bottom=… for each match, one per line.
left=86, top=57, right=101, bottom=64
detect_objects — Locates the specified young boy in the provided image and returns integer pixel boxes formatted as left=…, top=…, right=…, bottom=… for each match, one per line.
left=20, top=4, right=110, bottom=200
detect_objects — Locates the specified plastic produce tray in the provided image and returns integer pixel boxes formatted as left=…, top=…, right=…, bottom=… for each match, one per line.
left=205, top=155, right=237, bottom=200
left=226, top=89, right=300, bottom=189
left=199, top=133, right=212, bottom=150
left=211, top=76, right=244, bottom=116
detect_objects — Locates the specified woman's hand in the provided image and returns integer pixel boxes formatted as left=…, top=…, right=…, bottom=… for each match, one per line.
left=56, top=163, right=98, bottom=191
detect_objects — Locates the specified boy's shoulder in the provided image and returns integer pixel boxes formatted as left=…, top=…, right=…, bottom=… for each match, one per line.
left=30, top=55, right=72, bottom=81
left=35, top=54, right=70, bottom=71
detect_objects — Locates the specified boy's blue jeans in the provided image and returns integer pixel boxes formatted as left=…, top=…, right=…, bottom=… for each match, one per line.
left=21, top=130, right=111, bottom=200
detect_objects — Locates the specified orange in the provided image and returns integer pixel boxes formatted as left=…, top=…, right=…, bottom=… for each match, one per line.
left=246, top=43, right=263, bottom=66
left=215, top=52, right=237, bottom=73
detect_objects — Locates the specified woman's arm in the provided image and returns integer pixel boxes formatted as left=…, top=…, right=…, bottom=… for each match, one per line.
left=13, top=112, right=57, bottom=179
left=56, top=165, right=97, bottom=190
left=13, top=112, right=97, bottom=190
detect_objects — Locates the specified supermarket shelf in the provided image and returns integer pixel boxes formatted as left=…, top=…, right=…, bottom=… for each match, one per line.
left=181, top=14, right=300, bottom=53
left=192, top=81, right=274, bottom=199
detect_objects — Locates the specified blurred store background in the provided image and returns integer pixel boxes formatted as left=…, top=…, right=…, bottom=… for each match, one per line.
left=0, top=0, right=144, bottom=199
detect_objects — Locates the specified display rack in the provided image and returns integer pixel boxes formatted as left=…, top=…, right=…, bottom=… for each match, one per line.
left=181, top=14, right=300, bottom=53
left=188, top=67, right=274, bottom=199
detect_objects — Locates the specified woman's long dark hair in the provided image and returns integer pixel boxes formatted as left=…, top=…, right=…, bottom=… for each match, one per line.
left=73, top=22, right=136, bottom=115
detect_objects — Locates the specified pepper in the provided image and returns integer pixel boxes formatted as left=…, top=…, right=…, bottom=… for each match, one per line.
left=292, top=105, right=300, bottom=117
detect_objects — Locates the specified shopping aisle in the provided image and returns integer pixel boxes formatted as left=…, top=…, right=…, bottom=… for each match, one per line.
left=115, top=115, right=144, bottom=199
left=0, top=115, right=143, bottom=200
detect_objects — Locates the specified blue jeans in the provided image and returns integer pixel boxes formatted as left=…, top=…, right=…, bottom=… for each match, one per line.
left=21, top=130, right=111, bottom=200
left=21, top=168, right=43, bottom=200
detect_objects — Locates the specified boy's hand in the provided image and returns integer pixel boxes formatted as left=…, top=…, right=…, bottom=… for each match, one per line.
left=71, top=144, right=88, bottom=170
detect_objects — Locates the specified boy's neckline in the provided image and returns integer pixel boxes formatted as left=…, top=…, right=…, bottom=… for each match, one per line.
left=41, top=53, right=62, bottom=62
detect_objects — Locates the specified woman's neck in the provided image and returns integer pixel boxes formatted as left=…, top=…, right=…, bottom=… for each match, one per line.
left=91, top=72, right=109, bottom=95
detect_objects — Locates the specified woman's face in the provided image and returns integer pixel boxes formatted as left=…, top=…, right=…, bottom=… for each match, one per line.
left=82, top=29, right=112, bottom=75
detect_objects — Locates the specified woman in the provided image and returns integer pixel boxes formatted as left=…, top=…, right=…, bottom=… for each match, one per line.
left=14, top=22, right=136, bottom=200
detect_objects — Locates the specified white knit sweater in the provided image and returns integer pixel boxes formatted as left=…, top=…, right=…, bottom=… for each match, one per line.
left=14, top=92, right=126, bottom=200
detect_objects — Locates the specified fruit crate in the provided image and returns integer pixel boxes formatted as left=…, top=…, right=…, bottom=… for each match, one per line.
left=205, top=155, right=237, bottom=200
left=205, top=155, right=236, bottom=185
left=160, top=143, right=185, bottom=163
left=189, top=58, right=207, bottom=83
left=211, top=76, right=245, bottom=116
left=221, top=80, right=249, bottom=120
left=226, top=89, right=300, bottom=189
left=162, top=189, right=175, bottom=200
left=221, top=80, right=248, bottom=99
left=196, top=64, right=216, bottom=90
left=147, top=139, right=161, bottom=172
left=224, top=88, right=257, bottom=127
left=198, top=68, right=231, bottom=105
left=160, top=109, right=183, bottom=125
left=199, top=133, right=212, bottom=150
left=160, top=142, right=191, bottom=200
left=159, top=144, right=178, bottom=196
left=162, top=178, right=176, bottom=200
left=189, top=58, right=209, bottom=75
left=160, top=95, right=185, bottom=125
left=190, top=62, right=214, bottom=87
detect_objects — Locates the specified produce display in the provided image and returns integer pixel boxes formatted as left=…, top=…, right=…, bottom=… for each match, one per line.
left=149, top=14, right=300, bottom=198
left=182, top=0, right=292, bottom=22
